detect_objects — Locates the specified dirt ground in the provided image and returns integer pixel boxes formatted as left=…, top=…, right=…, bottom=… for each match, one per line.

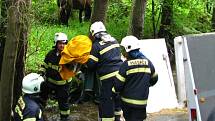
left=146, top=108, right=189, bottom=121
left=46, top=102, right=189, bottom=121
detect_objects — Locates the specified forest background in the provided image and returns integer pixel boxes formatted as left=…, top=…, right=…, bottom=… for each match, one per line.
left=0, top=0, right=215, bottom=120
left=27, top=0, right=214, bottom=72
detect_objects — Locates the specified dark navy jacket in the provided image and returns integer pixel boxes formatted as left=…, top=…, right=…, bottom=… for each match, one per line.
left=86, top=38, right=122, bottom=80
left=43, top=49, right=62, bottom=81
left=114, top=57, right=158, bottom=108
left=14, top=95, right=43, bottom=121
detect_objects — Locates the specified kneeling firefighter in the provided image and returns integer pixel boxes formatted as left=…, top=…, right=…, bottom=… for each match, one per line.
left=13, top=73, right=45, bottom=121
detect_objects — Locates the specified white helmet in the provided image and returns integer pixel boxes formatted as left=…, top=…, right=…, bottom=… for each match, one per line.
left=22, top=73, right=44, bottom=94
left=54, top=32, right=68, bottom=45
left=90, top=21, right=106, bottom=36
left=121, top=35, right=140, bottom=52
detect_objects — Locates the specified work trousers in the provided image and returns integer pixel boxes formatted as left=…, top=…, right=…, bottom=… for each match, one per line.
left=99, top=77, right=122, bottom=121
left=113, top=93, right=122, bottom=121
left=40, top=81, right=70, bottom=118
left=122, top=104, right=146, bottom=121
left=99, top=78, right=114, bottom=119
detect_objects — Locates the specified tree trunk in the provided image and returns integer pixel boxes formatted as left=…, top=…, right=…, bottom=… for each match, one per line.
left=0, top=0, right=9, bottom=79
left=13, top=31, right=27, bottom=109
left=0, top=0, right=30, bottom=120
left=128, top=0, right=147, bottom=39
left=13, top=0, right=30, bottom=109
left=1, top=6, right=20, bottom=121
left=157, top=0, right=174, bottom=63
left=158, top=0, right=173, bottom=40
left=212, top=5, right=215, bottom=30
left=91, top=0, right=108, bottom=23
left=152, top=0, right=156, bottom=38
left=0, top=0, right=10, bottom=119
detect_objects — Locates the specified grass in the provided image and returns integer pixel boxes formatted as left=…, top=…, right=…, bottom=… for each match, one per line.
left=26, top=18, right=129, bottom=72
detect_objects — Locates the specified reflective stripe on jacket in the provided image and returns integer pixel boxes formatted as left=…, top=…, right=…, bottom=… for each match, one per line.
left=86, top=38, right=122, bottom=78
left=14, top=95, right=43, bottom=121
left=114, top=58, right=158, bottom=108
left=43, top=49, right=63, bottom=83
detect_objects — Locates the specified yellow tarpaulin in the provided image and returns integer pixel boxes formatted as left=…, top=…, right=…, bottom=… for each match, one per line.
left=59, top=35, right=92, bottom=80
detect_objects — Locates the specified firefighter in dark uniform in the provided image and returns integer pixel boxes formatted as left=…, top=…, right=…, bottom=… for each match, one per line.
left=40, top=32, right=71, bottom=121
left=113, top=35, right=158, bottom=121
left=87, top=21, right=123, bottom=121
left=13, top=73, right=45, bottom=121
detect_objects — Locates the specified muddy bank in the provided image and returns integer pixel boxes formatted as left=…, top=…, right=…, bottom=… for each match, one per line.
left=146, top=108, right=189, bottom=121
left=45, top=102, right=189, bottom=121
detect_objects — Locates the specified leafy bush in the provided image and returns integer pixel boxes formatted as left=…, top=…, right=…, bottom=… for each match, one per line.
left=27, top=0, right=214, bottom=72
left=107, top=1, right=132, bottom=21
left=26, top=20, right=90, bottom=72
left=31, top=0, right=59, bottom=24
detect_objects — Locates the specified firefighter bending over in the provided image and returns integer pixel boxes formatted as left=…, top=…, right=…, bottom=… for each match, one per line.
left=87, top=21, right=123, bottom=121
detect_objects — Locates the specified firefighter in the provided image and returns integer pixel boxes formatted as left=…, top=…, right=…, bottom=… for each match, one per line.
left=40, top=32, right=71, bottom=121
left=13, top=73, right=45, bottom=121
left=113, top=35, right=158, bottom=121
left=87, top=21, right=123, bottom=121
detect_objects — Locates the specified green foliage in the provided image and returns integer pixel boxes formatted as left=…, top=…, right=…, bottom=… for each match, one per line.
left=144, top=0, right=212, bottom=38
left=27, top=0, right=214, bottom=72
left=107, top=1, right=132, bottom=21
left=31, top=0, right=58, bottom=23
left=172, top=0, right=212, bottom=36
left=106, top=19, right=129, bottom=42
left=144, top=0, right=162, bottom=38
left=26, top=20, right=90, bottom=72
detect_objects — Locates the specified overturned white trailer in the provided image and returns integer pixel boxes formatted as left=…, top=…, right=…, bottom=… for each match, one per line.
left=139, top=39, right=178, bottom=113
left=174, top=33, right=215, bottom=121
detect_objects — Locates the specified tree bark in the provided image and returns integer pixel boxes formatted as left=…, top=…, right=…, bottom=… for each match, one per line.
left=128, top=0, right=147, bottom=39
left=0, top=0, right=10, bottom=119
left=0, top=0, right=9, bottom=79
left=0, top=0, right=30, bottom=120
left=91, top=0, right=108, bottom=23
left=158, top=0, right=174, bottom=62
left=13, top=0, right=30, bottom=109
left=158, top=0, right=173, bottom=40
left=1, top=5, right=20, bottom=121
left=152, top=0, right=156, bottom=38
